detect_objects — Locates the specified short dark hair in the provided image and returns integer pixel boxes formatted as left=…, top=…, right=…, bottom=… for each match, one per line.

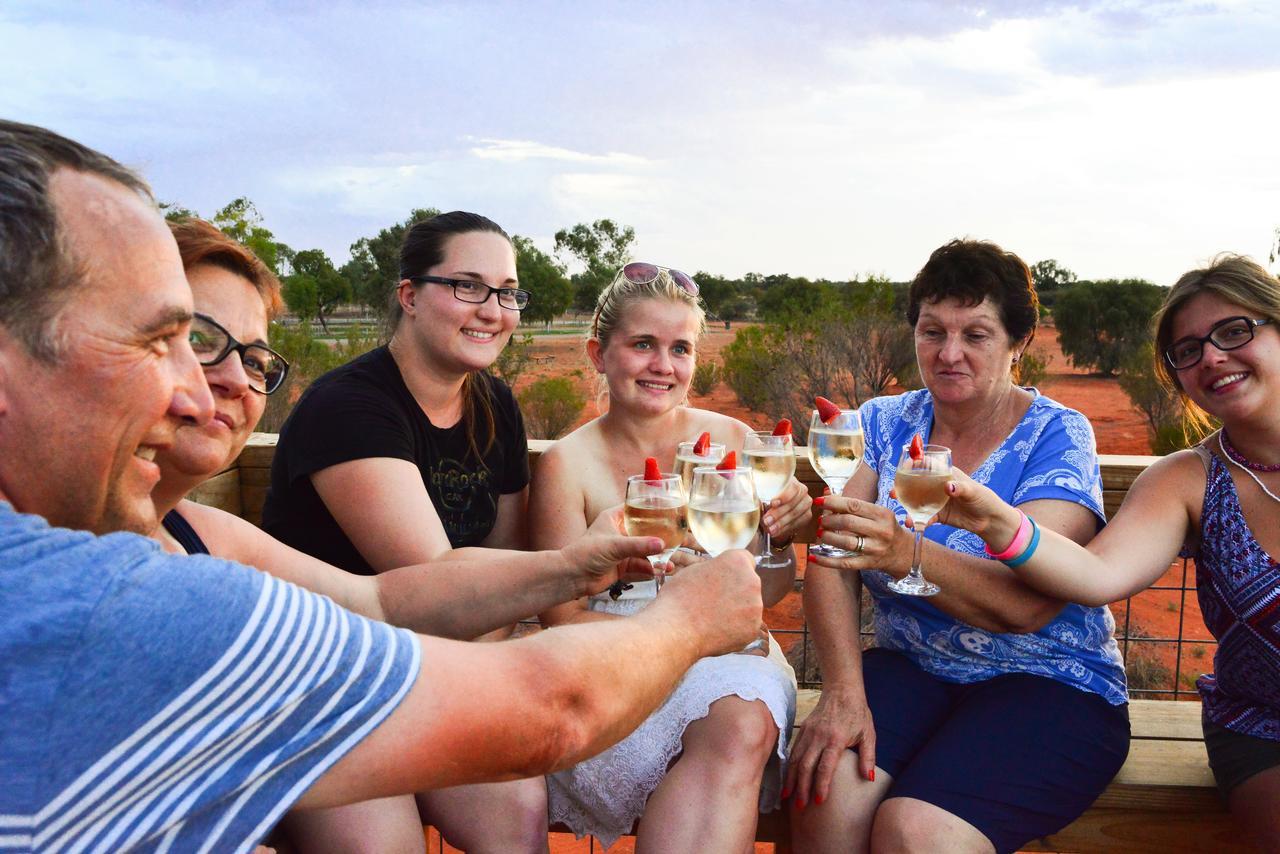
left=906, top=239, right=1039, bottom=344
left=0, top=120, right=152, bottom=361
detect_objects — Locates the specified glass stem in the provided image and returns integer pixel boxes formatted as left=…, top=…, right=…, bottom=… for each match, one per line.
left=909, top=526, right=926, bottom=582
left=651, top=554, right=666, bottom=593
left=761, top=501, right=772, bottom=553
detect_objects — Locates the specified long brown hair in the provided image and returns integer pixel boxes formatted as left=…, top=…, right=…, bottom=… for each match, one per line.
left=390, top=211, right=513, bottom=462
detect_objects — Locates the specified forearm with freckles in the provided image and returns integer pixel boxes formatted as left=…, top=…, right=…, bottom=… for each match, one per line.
left=894, top=539, right=1068, bottom=634
left=802, top=564, right=867, bottom=690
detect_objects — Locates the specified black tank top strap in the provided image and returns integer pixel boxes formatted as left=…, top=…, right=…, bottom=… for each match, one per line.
left=162, top=509, right=210, bottom=555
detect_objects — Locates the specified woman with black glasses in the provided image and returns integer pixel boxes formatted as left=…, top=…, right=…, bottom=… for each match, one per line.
left=939, top=255, right=1280, bottom=848
left=261, top=211, right=549, bottom=852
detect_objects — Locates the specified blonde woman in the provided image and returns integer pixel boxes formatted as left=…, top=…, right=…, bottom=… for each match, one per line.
left=529, top=263, right=810, bottom=852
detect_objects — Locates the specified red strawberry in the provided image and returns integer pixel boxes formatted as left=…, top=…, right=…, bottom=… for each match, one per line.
left=909, top=434, right=924, bottom=461
left=692, top=431, right=712, bottom=456
left=716, top=450, right=737, bottom=471
left=772, top=418, right=792, bottom=436
left=643, top=457, right=662, bottom=482
left=815, top=396, right=840, bottom=424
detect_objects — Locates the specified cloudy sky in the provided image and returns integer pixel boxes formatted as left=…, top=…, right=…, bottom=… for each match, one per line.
left=3, top=1, right=1277, bottom=284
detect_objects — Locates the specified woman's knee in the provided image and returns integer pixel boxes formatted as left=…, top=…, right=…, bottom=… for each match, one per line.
left=692, top=698, right=778, bottom=761
left=872, top=798, right=991, bottom=854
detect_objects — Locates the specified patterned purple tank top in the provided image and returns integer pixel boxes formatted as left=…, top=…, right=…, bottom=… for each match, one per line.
left=1187, top=451, right=1280, bottom=741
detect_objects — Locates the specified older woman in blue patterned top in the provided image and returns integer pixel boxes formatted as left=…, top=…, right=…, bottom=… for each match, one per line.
left=787, top=239, right=1128, bottom=854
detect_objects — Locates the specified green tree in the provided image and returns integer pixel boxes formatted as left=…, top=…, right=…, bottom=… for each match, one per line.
left=1054, top=279, right=1164, bottom=376
left=1029, top=259, right=1078, bottom=309
left=345, top=207, right=442, bottom=314
left=1117, top=342, right=1205, bottom=454
left=554, top=219, right=636, bottom=315
left=756, top=276, right=828, bottom=322
left=284, top=249, right=352, bottom=332
left=513, top=236, right=572, bottom=326
left=519, top=376, right=586, bottom=439
left=160, top=201, right=198, bottom=222
left=211, top=198, right=291, bottom=276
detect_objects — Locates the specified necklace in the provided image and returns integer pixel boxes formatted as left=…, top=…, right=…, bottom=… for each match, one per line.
left=1219, top=429, right=1280, bottom=472
left=1218, top=431, right=1280, bottom=506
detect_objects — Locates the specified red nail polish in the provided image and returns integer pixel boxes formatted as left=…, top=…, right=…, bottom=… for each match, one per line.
left=869, top=769, right=876, bottom=782
left=816, top=526, right=824, bottom=538
left=813, top=496, right=825, bottom=507
left=781, top=787, right=791, bottom=800
left=815, top=794, right=824, bottom=806
left=796, top=799, right=806, bottom=811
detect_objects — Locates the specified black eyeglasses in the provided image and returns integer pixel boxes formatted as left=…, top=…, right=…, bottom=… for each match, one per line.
left=1164, top=316, right=1273, bottom=371
left=407, top=275, right=531, bottom=311
left=622, top=262, right=699, bottom=296
left=189, top=313, right=290, bottom=395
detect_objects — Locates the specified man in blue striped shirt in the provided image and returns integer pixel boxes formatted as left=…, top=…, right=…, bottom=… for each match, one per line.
left=0, top=120, right=764, bottom=853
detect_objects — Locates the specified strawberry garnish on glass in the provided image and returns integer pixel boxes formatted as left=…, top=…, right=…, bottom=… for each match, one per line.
left=716, top=450, right=737, bottom=472
left=772, top=418, right=792, bottom=436
left=815, top=396, right=840, bottom=424
left=643, top=456, right=663, bottom=482
left=909, top=433, right=924, bottom=461
left=692, top=431, right=712, bottom=456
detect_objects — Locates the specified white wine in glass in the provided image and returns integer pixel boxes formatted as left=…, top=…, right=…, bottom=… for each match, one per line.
left=686, top=465, right=759, bottom=557
left=744, top=430, right=796, bottom=570
left=888, top=443, right=950, bottom=597
left=807, top=407, right=864, bottom=558
left=624, top=472, right=686, bottom=593
left=687, top=462, right=765, bottom=653
left=675, top=438, right=726, bottom=495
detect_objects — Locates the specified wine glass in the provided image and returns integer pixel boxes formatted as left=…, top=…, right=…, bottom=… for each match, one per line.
left=807, top=407, right=864, bottom=558
left=623, top=472, right=686, bottom=593
left=674, top=439, right=726, bottom=496
left=687, top=463, right=764, bottom=652
left=744, top=430, right=796, bottom=570
left=888, top=444, right=951, bottom=597
left=687, top=465, right=760, bottom=557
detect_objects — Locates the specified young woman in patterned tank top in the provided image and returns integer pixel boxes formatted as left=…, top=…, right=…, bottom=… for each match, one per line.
left=942, top=254, right=1280, bottom=847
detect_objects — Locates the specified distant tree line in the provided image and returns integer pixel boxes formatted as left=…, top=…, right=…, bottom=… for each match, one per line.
left=169, top=199, right=1200, bottom=452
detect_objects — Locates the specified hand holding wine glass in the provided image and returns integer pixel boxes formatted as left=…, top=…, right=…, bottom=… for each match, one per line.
left=623, top=457, right=687, bottom=595
left=808, top=397, right=865, bottom=559
left=744, top=419, right=797, bottom=570
left=888, top=435, right=951, bottom=597
left=687, top=453, right=768, bottom=652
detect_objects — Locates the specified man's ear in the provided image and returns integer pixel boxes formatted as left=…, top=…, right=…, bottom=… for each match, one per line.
left=0, top=326, right=16, bottom=417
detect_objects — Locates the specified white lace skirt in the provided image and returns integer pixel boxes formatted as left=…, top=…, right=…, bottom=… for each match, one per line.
left=547, top=588, right=797, bottom=849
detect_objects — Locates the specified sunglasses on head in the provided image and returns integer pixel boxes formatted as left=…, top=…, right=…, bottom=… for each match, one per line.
left=622, top=262, right=699, bottom=297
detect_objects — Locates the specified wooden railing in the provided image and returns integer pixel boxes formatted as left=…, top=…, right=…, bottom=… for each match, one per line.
left=202, top=436, right=1244, bottom=852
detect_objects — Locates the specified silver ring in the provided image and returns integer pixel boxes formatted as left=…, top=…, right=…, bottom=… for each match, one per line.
left=854, top=534, right=865, bottom=554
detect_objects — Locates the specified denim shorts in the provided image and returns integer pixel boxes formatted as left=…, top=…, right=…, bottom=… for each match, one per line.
left=857, top=648, right=1131, bottom=854
left=1203, top=721, right=1280, bottom=796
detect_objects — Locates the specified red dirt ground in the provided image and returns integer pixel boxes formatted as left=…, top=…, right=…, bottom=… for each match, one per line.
left=484, top=323, right=1204, bottom=853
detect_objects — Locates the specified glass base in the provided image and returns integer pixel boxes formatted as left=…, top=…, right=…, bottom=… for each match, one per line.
left=808, top=543, right=862, bottom=559
left=756, top=551, right=791, bottom=569
left=887, top=575, right=940, bottom=597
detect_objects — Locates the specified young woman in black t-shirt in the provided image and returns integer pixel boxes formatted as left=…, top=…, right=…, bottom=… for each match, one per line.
left=265, top=212, right=548, bottom=853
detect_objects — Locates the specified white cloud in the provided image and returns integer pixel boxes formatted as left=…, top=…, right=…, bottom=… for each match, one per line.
left=469, top=138, right=650, bottom=167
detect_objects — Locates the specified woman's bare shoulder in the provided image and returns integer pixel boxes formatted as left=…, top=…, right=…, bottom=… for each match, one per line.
left=176, top=499, right=263, bottom=559
left=680, top=408, right=752, bottom=443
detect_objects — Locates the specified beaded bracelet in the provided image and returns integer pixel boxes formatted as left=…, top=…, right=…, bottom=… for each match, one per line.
left=1004, top=517, right=1042, bottom=568
left=984, top=510, right=1032, bottom=561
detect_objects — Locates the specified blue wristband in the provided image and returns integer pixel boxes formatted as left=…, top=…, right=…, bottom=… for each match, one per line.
left=1003, top=517, right=1041, bottom=568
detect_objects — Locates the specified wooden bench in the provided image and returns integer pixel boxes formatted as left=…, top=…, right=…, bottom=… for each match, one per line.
left=214, top=436, right=1241, bottom=852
